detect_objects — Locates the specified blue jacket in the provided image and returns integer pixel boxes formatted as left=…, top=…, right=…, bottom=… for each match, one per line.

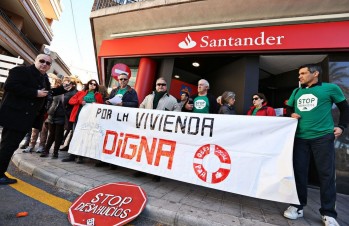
left=108, top=85, right=139, bottom=108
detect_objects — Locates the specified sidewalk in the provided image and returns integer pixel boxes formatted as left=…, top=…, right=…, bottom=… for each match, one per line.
left=11, top=149, right=349, bottom=226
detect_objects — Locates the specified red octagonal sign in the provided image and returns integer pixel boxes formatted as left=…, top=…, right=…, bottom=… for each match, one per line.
left=68, top=182, right=147, bottom=226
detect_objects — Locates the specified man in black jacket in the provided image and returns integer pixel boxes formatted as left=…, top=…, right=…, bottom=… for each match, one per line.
left=0, top=54, right=66, bottom=185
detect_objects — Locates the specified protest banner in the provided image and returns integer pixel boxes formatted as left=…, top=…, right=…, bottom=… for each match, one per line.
left=69, top=104, right=299, bottom=204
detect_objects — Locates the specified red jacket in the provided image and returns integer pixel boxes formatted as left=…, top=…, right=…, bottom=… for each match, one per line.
left=247, top=104, right=276, bottom=116
left=68, top=90, right=104, bottom=122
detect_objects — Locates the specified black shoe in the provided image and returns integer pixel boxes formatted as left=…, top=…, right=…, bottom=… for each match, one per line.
left=76, top=157, right=83, bottom=164
left=59, top=146, right=69, bottom=152
left=20, top=143, right=29, bottom=149
left=95, top=161, right=108, bottom=167
left=109, top=164, right=118, bottom=170
left=152, top=176, right=161, bottom=182
left=62, top=155, right=75, bottom=162
left=52, top=153, right=58, bottom=159
left=0, top=176, right=17, bottom=185
left=40, top=152, right=49, bottom=157
left=133, top=171, right=146, bottom=177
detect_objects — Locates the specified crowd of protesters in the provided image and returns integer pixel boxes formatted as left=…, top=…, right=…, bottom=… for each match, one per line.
left=0, top=54, right=284, bottom=179
left=0, top=55, right=348, bottom=225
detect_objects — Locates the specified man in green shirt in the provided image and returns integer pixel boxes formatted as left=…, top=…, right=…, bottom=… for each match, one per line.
left=184, top=79, right=218, bottom=113
left=284, top=64, right=349, bottom=226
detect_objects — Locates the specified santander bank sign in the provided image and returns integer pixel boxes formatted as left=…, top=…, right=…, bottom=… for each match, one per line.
left=98, top=21, right=349, bottom=57
left=178, top=32, right=284, bottom=49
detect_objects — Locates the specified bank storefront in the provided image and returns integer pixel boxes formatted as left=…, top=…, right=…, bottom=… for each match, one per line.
left=96, top=20, right=349, bottom=194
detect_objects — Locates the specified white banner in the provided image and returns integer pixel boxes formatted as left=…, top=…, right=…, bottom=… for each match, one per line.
left=69, top=104, right=299, bottom=204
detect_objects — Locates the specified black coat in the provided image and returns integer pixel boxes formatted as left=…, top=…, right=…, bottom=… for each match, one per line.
left=0, top=65, right=65, bottom=132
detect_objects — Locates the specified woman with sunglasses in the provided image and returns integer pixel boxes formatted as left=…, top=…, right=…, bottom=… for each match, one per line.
left=247, top=93, right=276, bottom=116
left=62, top=79, right=103, bottom=163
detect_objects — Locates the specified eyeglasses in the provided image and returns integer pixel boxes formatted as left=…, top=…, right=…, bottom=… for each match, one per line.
left=119, top=78, right=128, bottom=81
left=156, top=83, right=167, bottom=87
left=89, top=83, right=97, bottom=86
left=38, top=59, right=52, bottom=66
left=252, top=97, right=260, bottom=101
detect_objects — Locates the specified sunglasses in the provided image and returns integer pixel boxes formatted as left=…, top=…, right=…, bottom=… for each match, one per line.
left=39, top=59, right=52, bottom=66
left=119, top=78, right=128, bottom=81
left=252, top=97, right=260, bottom=101
left=156, top=83, right=167, bottom=87
left=89, top=83, right=97, bottom=86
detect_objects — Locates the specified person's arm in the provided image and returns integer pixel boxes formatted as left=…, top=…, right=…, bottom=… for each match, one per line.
left=209, top=94, right=219, bottom=113
left=335, top=100, right=349, bottom=132
left=106, top=89, right=116, bottom=104
left=51, top=85, right=66, bottom=96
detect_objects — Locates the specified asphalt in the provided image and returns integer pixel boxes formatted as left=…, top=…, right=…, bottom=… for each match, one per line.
left=11, top=147, right=349, bottom=226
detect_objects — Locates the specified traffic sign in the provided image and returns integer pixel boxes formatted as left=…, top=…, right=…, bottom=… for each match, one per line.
left=111, top=63, right=131, bottom=81
left=68, top=182, right=147, bottom=226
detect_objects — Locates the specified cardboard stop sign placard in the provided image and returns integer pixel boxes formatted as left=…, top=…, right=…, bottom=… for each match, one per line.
left=111, top=63, right=131, bottom=81
left=68, top=182, right=147, bottom=226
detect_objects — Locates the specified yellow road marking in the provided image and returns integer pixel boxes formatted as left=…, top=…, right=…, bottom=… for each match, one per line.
left=6, top=173, right=72, bottom=213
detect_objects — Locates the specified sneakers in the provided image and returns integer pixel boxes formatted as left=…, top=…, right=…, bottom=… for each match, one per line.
left=322, top=216, right=339, bottom=226
left=36, top=146, right=45, bottom=153
left=284, top=206, right=303, bottom=220
left=0, top=175, right=17, bottom=185
left=22, top=147, right=33, bottom=153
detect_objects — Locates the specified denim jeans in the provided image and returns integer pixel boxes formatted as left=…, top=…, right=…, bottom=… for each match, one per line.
left=292, top=133, right=337, bottom=218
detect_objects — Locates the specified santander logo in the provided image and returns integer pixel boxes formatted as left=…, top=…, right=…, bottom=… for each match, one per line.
left=178, top=34, right=197, bottom=49
left=178, top=32, right=285, bottom=50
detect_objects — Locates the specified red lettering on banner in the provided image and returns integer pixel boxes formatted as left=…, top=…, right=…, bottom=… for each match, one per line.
left=154, top=139, right=175, bottom=169
left=120, top=134, right=140, bottom=159
left=102, top=130, right=176, bottom=169
left=103, top=130, right=117, bottom=154
left=136, top=137, right=156, bottom=164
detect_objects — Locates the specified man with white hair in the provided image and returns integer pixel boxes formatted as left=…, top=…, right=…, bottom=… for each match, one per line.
left=184, top=79, right=218, bottom=113
left=0, top=54, right=68, bottom=185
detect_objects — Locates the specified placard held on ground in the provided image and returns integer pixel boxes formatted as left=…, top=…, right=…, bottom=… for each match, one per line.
left=68, top=182, right=147, bottom=226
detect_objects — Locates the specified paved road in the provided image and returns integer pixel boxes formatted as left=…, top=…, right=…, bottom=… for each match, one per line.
left=9, top=149, right=349, bottom=226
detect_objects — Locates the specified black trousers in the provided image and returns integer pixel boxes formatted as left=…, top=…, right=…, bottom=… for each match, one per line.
left=45, top=123, right=65, bottom=154
left=0, top=127, right=27, bottom=176
left=292, top=133, right=337, bottom=218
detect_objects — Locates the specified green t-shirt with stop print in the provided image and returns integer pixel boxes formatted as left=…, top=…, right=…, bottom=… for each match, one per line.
left=287, top=82, right=346, bottom=139
left=193, top=95, right=210, bottom=113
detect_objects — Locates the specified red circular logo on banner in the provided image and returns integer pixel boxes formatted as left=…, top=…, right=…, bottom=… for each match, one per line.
left=68, top=182, right=147, bottom=226
left=111, top=63, right=131, bottom=81
left=193, top=144, right=231, bottom=184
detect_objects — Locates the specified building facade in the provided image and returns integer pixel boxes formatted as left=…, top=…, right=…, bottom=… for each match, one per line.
left=90, top=0, right=349, bottom=194
left=0, top=0, right=70, bottom=77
